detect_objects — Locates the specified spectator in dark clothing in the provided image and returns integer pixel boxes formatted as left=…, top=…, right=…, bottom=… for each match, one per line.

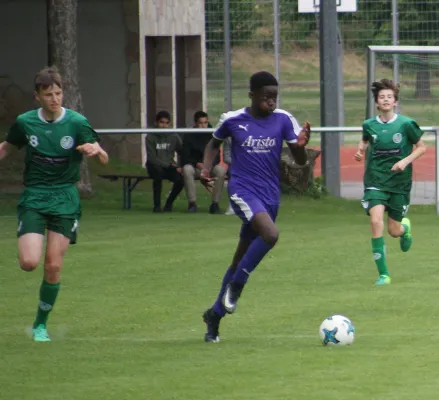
left=181, top=111, right=226, bottom=214
left=145, top=111, right=184, bottom=213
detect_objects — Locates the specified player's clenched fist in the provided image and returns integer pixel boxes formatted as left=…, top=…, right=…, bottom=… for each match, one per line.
left=200, top=168, right=212, bottom=185
left=354, top=149, right=364, bottom=161
left=76, top=142, right=101, bottom=157
left=297, top=121, right=311, bottom=147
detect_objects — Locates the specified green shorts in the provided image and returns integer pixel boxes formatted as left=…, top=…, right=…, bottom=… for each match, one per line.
left=17, top=208, right=80, bottom=244
left=16, top=185, right=81, bottom=244
left=361, top=189, right=410, bottom=222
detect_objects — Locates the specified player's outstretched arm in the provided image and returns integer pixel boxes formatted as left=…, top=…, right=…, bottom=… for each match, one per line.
left=0, top=141, right=11, bottom=161
left=355, top=140, right=368, bottom=162
left=391, top=139, right=426, bottom=172
left=200, top=138, right=222, bottom=183
left=287, top=121, right=310, bottom=166
left=76, top=142, right=109, bottom=165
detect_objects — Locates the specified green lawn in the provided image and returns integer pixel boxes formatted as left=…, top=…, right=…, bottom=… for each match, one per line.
left=1, top=179, right=439, bottom=400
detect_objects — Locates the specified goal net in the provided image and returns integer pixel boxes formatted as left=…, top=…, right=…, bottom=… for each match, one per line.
left=367, top=45, right=439, bottom=211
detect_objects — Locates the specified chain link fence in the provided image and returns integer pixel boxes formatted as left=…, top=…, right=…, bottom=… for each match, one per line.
left=205, top=0, right=439, bottom=204
left=205, top=0, right=439, bottom=127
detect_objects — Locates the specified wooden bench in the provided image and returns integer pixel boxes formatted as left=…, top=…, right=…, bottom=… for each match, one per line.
left=99, top=172, right=227, bottom=210
left=99, top=174, right=151, bottom=209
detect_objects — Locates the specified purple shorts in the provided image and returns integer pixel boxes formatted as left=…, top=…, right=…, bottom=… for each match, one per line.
left=229, top=192, right=279, bottom=241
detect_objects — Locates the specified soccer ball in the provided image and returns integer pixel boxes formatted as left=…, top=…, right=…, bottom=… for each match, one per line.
left=319, top=315, right=355, bottom=346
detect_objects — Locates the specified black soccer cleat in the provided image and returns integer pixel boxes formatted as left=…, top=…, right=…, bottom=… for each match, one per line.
left=202, top=308, right=221, bottom=343
left=187, top=203, right=198, bottom=213
left=163, top=203, right=173, bottom=212
left=208, top=202, right=221, bottom=215
left=222, top=282, right=244, bottom=314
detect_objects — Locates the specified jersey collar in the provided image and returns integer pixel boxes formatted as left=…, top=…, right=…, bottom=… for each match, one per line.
left=37, top=107, right=66, bottom=123
left=376, top=114, right=398, bottom=124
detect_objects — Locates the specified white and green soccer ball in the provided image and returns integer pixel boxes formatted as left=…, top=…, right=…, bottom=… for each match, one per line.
left=319, top=315, right=355, bottom=346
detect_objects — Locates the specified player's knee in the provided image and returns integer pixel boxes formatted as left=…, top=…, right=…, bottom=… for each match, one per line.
left=370, top=215, right=383, bottom=230
left=387, top=224, right=401, bottom=238
left=44, top=260, right=62, bottom=278
left=19, top=257, right=39, bottom=272
left=261, top=229, right=279, bottom=246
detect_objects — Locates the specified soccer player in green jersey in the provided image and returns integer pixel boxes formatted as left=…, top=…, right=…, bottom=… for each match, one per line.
left=355, top=79, right=426, bottom=285
left=0, top=66, right=109, bottom=341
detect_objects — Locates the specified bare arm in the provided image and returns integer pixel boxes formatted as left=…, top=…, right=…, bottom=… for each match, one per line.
left=76, top=142, right=109, bottom=165
left=95, top=143, right=109, bottom=165
left=391, top=139, right=426, bottom=172
left=287, top=142, right=307, bottom=166
left=355, top=140, right=369, bottom=161
left=201, top=138, right=222, bottom=181
left=0, top=141, right=11, bottom=161
left=286, top=121, right=310, bottom=166
left=406, top=139, right=427, bottom=163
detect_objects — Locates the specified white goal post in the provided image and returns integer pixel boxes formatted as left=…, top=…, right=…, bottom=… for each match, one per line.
left=366, top=45, right=439, bottom=118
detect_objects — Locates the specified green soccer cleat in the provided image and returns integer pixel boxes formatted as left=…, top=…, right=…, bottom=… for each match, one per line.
left=400, top=217, right=412, bottom=252
left=32, top=324, right=51, bottom=342
left=375, top=275, right=391, bottom=285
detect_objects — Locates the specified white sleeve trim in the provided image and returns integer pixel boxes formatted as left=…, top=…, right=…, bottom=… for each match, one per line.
left=212, top=133, right=224, bottom=141
left=212, top=108, right=246, bottom=140
left=274, top=108, right=301, bottom=138
left=285, top=139, right=298, bottom=144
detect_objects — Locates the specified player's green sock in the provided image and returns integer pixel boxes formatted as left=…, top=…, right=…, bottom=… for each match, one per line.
left=371, top=237, right=389, bottom=277
left=33, top=280, right=60, bottom=328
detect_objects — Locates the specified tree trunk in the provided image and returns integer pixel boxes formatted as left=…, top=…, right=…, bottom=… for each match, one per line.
left=47, top=0, right=93, bottom=195
left=280, top=148, right=324, bottom=197
left=415, top=54, right=432, bottom=99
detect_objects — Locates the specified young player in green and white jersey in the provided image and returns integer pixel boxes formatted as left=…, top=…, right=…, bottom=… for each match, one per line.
left=355, top=79, right=426, bottom=285
left=0, top=66, right=109, bottom=341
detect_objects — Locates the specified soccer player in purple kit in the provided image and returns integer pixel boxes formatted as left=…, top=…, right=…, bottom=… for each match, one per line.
left=200, top=71, right=311, bottom=343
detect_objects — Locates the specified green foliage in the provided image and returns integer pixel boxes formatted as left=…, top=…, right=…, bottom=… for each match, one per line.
left=243, top=0, right=439, bottom=51
left=205, top=0, right=259, bottom=50
left=254, top=0, right=317, bottom=50
left=281, top=175, right=329, bottom=199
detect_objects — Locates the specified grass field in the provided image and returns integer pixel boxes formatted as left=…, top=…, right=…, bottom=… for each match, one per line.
left=1, top=177, right=439, bottom=400
left=1, top=48, right=439, bottom=399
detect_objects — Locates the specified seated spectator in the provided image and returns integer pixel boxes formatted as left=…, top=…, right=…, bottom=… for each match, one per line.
left=181, top=111, right=226, bottom=214
left=145, top=110, right=184, bottom=213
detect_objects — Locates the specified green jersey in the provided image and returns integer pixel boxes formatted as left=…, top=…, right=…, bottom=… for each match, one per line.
left=6, top=107, right=100, bottom=188
left=362, top=114, right=424, bottom=194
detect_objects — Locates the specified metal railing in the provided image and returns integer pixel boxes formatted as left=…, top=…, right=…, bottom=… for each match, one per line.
left=96, top=127, right=439, bottom=214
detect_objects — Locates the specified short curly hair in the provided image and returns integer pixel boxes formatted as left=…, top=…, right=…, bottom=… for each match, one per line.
left=371, top=78, right=400, bottom=102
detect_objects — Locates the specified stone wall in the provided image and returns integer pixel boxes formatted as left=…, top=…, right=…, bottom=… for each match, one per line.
left=100, top=0, right=141, bottom=163
left=138, top=0, right=206, bottom=163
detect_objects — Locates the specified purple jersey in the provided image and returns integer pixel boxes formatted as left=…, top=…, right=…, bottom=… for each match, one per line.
left=213, top=107, right=300, bottom=204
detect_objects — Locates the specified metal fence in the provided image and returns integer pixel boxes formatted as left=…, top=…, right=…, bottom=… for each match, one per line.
left=204, top=0, right=439, bottom=127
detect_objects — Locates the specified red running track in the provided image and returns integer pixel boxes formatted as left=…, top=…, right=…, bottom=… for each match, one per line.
left=312, top=146, right=435, bottom=182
